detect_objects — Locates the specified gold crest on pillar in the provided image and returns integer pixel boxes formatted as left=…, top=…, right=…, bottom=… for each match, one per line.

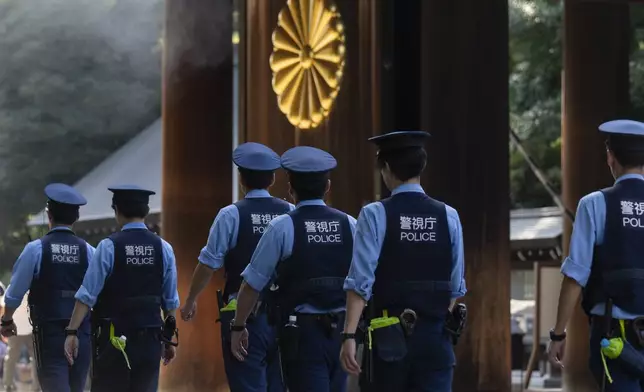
left=269, top=0, right=346, bottom=130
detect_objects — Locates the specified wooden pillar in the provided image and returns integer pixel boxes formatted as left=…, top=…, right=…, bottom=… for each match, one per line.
left=420, top=1, right=511, bottom=391
left=241, top=0, right=380, bottom=216
left=561, top=1, right=630, bottom=390
left=160, top=0, right=233, bottom=391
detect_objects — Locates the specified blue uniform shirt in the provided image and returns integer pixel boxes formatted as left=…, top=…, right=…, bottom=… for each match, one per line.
left=343, top=183, right=467, bottom=301
left=241, top=199, right=358, bottom=314
left=561, top=173, right=644, bottom=320
left=5, top=227, right=96, bottom=309
left=198, top=189, right=295, bottom=271
left=75, top=222, right=180, bottom=311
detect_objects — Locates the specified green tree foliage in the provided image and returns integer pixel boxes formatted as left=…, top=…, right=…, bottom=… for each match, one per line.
left=509, top=0, right=563, bottom=209
left=0, top=0, right=163, bottom=271
left=509, top=1, right=644, bottom=209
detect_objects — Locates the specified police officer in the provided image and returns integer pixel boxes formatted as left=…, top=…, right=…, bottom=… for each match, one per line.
left=548, top=120, right=644, bottom=391
left=339, top=131, right=466, bottom=392
left=63, top=185, right=180, bottom=392
left=181, top=142, right=292, bottom=392
left=230, top=146, right=357, bottom=392
left=0, top=183, right=94, bottom=392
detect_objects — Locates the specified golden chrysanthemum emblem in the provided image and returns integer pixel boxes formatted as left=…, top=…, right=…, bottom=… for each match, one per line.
left=270, top=0, right=346, bottom=130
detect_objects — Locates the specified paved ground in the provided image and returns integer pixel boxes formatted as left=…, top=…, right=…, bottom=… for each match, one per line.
left=0, top=370, right=561, bottom=392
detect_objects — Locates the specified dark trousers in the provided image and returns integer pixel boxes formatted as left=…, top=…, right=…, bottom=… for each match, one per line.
left=281, top=314, right=347, bottom=392
left=91, top=327, right=162, bottom=392
left=589, top=320, right=644, bottom=392
left=38, top=320, right=91, bottom=392
left=221, top=311, right=284, bottom=392
left=369, top=318, right=455, bottom=392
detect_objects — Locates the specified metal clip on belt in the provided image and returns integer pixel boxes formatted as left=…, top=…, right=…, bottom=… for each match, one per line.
left=399, top=309, right=417, bottom=337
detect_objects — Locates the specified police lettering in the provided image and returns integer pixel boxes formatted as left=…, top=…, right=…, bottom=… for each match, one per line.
left=126, top=257, right=155, bottom=265
left=50, top=242, right=80, bottom=263
left=303, top=219, right=343, bottom=244
left=400, top=232, right=436, bottom=242
left=252, top=225, right=267, bottom=234
left=307, top=233, right=342, bottom=243
left=622, top=217, right=644, bottom=228
left=399, top=214, right=437, bottom=242
left=52, top=254, right=80, bottom=264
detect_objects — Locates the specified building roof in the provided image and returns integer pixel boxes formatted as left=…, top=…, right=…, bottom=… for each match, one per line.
left=510, top=206, right=563, bottom=250
left=27, top=118, right=162, bottom=228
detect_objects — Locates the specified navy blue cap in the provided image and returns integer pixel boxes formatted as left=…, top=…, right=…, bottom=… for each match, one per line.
left=280, top=146, right=337, bottom=173
left=599, top=120, right=644, bottom=136
left=368, top=130, right=430, bottom=152
left=108, top=185, right=156, bottom=204
left=233, top=142, right=281, bottom=171
left=600, top=120, right=644, bottom=152
left=44, top=183, right=87, bottom=206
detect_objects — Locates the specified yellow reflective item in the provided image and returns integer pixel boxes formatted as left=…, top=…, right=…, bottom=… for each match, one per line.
left=599, top=319, right=627, bottom=384
left=367, top=310, right=400, bottom=351
left=601, top=337, right=625, bottom=360
left=109, top=323, right=131, bottom=370
left=221, top=299, right=237, bottom=312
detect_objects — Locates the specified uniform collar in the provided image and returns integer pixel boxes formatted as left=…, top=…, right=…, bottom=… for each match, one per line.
left=391, top=183, right=425, bottom=196
left=615, top=173, right=644, bottom=184
left=49, top=226, right=73, bottom=233
left=296, top=199, right=326, bottom=208
left=245, top=189, right=271, bottom=198
left=121, top=222, right=148, bottom=231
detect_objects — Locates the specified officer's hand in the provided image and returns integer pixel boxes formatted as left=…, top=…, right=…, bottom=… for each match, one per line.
left=230, top=328, right=249, bottom=362
left=546, top=339, right=566, bottom=369
left=162, top=344, right=176, bottom=366
left=181, top=301, right=197, bottom=322
left=64, top=335, right=79, bottom=366
left=340, top=339, right=361, bottom=375
left=0, top=322, right=16, bottom=338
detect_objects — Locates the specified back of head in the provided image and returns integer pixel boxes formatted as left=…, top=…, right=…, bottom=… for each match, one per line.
left=44, top=183, right=87, bottom=226
left=108, top=185, right=155, bottom=220
left=369, top=130, right=430, bottom=181
left=280, top=146, right=337, bottom=202
left=233, top=142, right=281, bottom=191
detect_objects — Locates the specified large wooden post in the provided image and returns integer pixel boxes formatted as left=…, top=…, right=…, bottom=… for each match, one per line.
left=420, top=1, right=511, bottom=391
left=561, top=1, right=630, bottom=390
left=160, top=0, right=233, bottom=391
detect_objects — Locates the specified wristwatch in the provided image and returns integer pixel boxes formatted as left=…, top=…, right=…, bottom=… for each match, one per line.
left=65, top=327, right=78, bottom=337
left=0, top=318, right=13, bottom=327
left=229, top=319, right=246, bottom=332
left=549, top=328, right=566, bottom=342
left=341, top=332, right=356, bottom=342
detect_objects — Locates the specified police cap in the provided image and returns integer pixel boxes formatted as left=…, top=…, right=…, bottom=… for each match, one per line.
left=233, top=142, right=281, bottom=171
left=44, top=183, right=87, bottom=206
left=108, top=185, right=156, bottom=205
left=599, top=120, right=644, bottom=152
left=280, top=146, right=337, bottom=173
left=368, top=130, right=430, bottom=153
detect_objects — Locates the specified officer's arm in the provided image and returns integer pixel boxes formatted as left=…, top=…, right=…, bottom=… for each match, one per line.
left=3, top=241, right=41, bottom=320
left=68, top=240, right=114, bottom=330
left=161, top=240, right=180, bottom=316
left=343, top=204, right=383, bottom=334
left=447, top=207, right=466, bottom=310
left=553, top=194, right=599, bottom=335
left=186, top=207, right=237, bottom=305
left=234, top=215, right=291, bottom=326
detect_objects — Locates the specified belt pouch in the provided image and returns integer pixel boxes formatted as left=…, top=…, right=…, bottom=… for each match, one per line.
left=369, top=314, right=408, bottom=362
